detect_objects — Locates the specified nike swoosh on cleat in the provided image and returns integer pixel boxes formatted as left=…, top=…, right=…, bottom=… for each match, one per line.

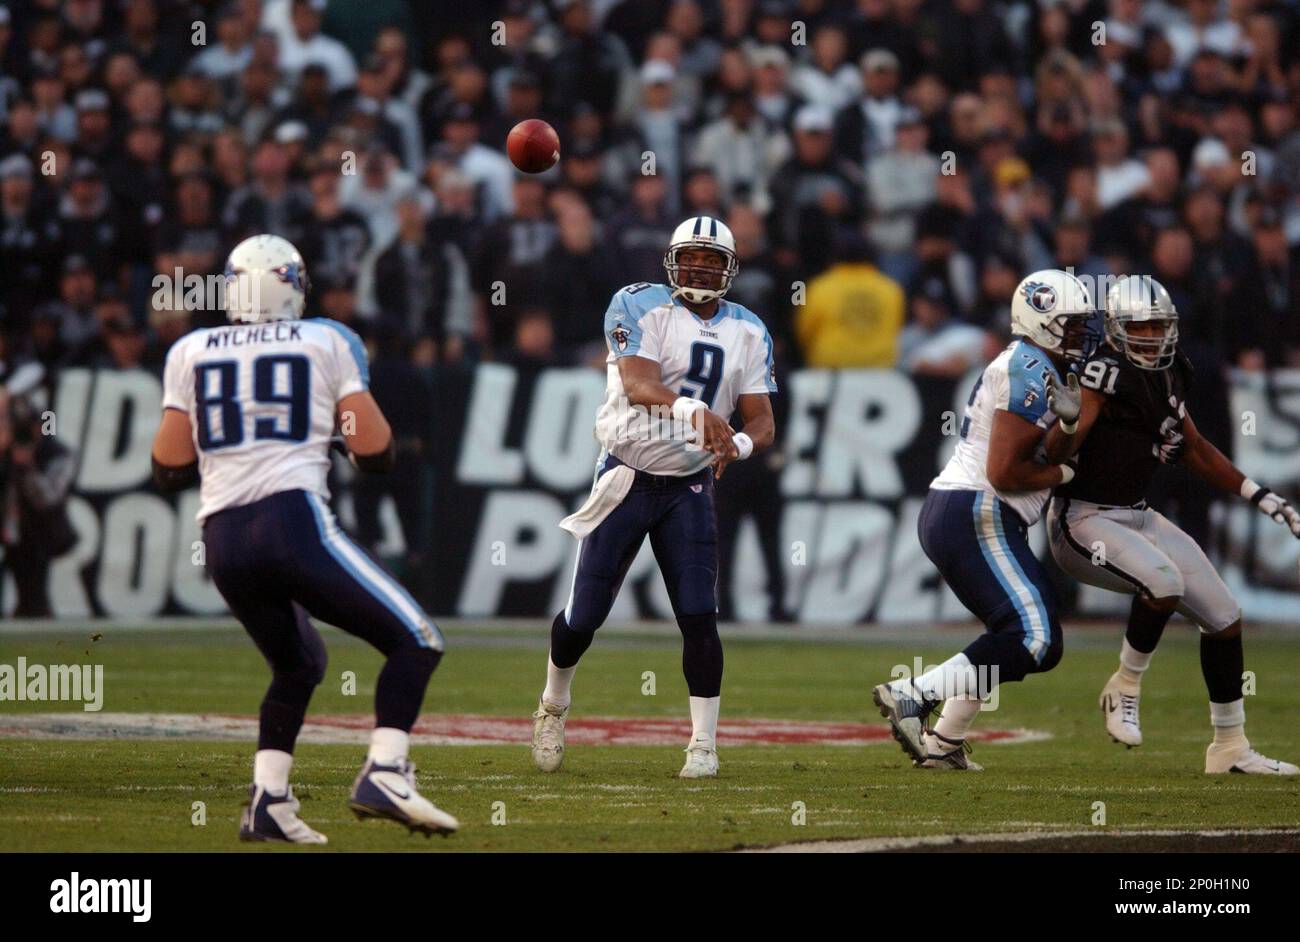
left=374, top=778, right=411, bottom=801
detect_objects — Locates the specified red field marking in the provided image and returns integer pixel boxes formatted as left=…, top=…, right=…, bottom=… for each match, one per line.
left=0, top=713, right=1049, bottom=746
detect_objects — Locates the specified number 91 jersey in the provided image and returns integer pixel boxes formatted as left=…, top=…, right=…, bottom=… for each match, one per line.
left=161, top=318, right=369, bottom=523
left=1055, top=346, right=1191, bottom=507
left=595, top=283, right=777, bottom=476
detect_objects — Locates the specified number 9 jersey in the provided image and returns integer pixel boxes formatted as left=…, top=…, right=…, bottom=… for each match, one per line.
left=594, top=282, right=777, bottom=476
left=161, top=318, right=369, bottom=523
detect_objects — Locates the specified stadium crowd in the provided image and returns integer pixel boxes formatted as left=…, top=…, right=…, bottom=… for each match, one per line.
left=2, top=0, right=1299, bottom=615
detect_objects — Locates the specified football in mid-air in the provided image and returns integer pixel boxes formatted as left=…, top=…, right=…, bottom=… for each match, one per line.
left=507, top=118, right=560, bottom=173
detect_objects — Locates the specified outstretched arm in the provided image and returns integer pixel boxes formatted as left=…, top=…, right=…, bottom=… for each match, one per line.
left=1184, top=412, right=1300, bottom=538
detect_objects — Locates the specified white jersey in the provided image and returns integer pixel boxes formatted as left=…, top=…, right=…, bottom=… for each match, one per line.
left=595, top=283, right=777, bottom=475
left=161, top=318, right=369, bottom=523
left=932, top=339, right=1062, bottom=525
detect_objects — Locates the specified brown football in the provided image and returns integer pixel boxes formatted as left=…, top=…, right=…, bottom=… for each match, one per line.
left=507, top=118, right=560, bottom=174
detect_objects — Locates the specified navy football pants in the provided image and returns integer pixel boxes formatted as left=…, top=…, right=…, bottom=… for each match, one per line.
left=918, top=488, right=1063, bottom=683
left=204, top=489, right=443, bottom=749
left=552, top=454, right=723, bottom=697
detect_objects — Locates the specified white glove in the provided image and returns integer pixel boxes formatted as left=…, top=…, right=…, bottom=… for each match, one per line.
left=1047, top=371, right=1081, bottom=432
left=1242, top=479, right=1300, bottom=538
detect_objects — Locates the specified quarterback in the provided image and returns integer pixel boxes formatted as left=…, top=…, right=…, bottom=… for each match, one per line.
left=531, top=216, right=777, bottom=778
left=1043, top=275, right=1299, bottom=774
left=871, top=270, right=1095, bottom=770
left=151, top=234, right=459, bottom=842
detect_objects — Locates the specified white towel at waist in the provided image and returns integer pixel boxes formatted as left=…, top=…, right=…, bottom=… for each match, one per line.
left=558, top=464, right=636, bottom=539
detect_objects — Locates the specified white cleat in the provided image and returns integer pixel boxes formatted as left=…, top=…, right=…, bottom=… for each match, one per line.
left=917, top=731, right=984, bottom=771
left=531, top=699, right=568, bottom=772
left=349, top=758, right=459, bottom=837
left=1205, top=741, right=1299, bottom=775
left=1100, top=671, right=1142, bottom=747
left=679, top=735, right=719, bottom=779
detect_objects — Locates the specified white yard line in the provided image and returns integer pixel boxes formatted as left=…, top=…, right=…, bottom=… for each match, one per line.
left=743, top=828, right=1300, bottom=853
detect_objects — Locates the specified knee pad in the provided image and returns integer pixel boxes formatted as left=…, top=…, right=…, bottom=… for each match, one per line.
left=672, top=565, right=718, bottom=617
left=1141, top=563, right=1185, bottom=602
left=1036, top=632, right=1064, bottom=674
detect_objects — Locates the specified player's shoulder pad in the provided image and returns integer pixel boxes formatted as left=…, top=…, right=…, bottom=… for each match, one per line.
left=606, top=283, right=673, bottom=321
left=722, top=299, right=772, bottom=336
left=313, top=317, right=370, bottom=384
left=1005, top=340, right=1053, bottom=419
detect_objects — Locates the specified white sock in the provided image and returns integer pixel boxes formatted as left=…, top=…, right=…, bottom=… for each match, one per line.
left=368, top=727, right=410, bottom=765
left=542, top=655, right=576, bottom=708
left=689, top=696, right=720, bottom=743
left=253, top=749, right=292, bottom=793
left=1210, top=700, right=1247, bottom=745
left=1118, top=639, right=1152, bottom=683
left=906, top=653, right=979, bottom=702
left=933, top=696, right=983, bottom=742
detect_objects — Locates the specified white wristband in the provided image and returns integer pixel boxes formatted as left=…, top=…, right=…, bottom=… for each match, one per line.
left=671, top=396, right=703, bottom=424
left=1240, top=478, right=1264, bottom=502
left=1058, top=464, right=1075, bottom=485
left=733, top=432, right=754, bottom=460
left=1059, top=417, right=1078, bottom=435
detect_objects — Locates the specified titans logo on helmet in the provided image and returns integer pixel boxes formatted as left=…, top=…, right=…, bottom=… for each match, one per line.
left=1022, top=281, right=1057, bottom=314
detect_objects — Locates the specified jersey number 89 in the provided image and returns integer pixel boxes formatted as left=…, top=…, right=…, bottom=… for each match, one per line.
left=194, top=355, right=310, bottom=450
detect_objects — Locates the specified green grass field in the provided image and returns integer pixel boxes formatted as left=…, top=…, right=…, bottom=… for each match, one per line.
left=1, top=623, right=1298, bottom=852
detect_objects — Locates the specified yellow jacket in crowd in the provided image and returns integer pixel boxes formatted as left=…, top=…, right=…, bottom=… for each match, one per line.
left=796, top=262, right=906, bottom=368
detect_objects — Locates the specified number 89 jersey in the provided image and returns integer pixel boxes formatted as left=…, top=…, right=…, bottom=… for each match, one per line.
left=595, top=283, right=778, bottom=476
left=161, top=318, right=369, bottom=523
left=1055, top=345, right=1191, bottom=507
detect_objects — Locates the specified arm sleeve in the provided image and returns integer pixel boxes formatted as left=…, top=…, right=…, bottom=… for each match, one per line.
left=604, top=288, right=660, bottom=361
left=161, top=341, right=192, bottom=413
left=743, top=327, right=778, bottom=395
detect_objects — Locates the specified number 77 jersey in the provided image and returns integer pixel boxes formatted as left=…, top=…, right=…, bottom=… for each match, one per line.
left=161, top=318, right=370, bottom=524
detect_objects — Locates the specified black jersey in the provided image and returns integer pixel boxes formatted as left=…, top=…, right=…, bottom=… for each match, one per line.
left=1056, top=345, right=1191, bottom=507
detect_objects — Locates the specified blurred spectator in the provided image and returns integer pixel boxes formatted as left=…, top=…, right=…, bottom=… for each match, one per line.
left=835, top=48, right=903, bottom=164
left=769, top=105, right=863, bottom=278
left=691, top=88, right=790, bottom=216
left=1, top=369, right=76, bottom=618
left=796, top=230, right=904, bottom=369
left=223, top=137, right=313, bottom=242
left=866, top=107, right=938, bottom=284
left=543, top=200, right=619, bottom=363
left=435, top=103, right=514, bottom=222
left=297, top=163, right=371, bottom=291
left=277, top=0, right=358, bottom=94
left=791, top=24, right=860, bottom=113
left=374, top=192, right=472, bottom=362
left=472, top=176, right=555, bottom=351
left=898, top=277, right=989, bottom=379
left=606, top=171, right=675, bottom=286
left=634, top=59, right=685, bottom=212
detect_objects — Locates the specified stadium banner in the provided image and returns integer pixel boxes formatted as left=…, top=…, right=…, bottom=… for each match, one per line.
left=17, top=364, right=1300, bottom=624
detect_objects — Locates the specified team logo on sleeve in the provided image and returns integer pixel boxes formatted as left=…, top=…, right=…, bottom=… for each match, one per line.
left=1022, top=281, right=1057, bottom=313
left=610, top=325, right=630, bottom=351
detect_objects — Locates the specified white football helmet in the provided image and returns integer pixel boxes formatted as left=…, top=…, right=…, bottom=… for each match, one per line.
left=663, top=215, right=738, bottom=304
left=1105, top=274, right=1178, bottom=371
left=1010, top=269, right=1096, bottom=361
left=224, top=234, right=310, bottom=323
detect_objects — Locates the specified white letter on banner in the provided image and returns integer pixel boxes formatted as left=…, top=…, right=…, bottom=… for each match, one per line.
left=816, top=372, right=920, bottom=498
left=456, top=364, right=525, bottom=486
left=524, top=370, right=604, bottom=491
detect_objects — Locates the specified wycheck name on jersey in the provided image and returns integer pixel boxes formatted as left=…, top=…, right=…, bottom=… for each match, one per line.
left=161, top=316, right=368, bottom=525
left=596, top=282, right=777, bottom=475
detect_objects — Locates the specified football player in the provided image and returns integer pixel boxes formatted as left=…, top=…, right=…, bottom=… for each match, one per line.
left=530, top=216, right=777, bottom=778
left=150, top=234, right=460, bottom=842
left=1043, top=274, right=1299, bottom=774
left=871, top=270, right=1094, bottom=770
